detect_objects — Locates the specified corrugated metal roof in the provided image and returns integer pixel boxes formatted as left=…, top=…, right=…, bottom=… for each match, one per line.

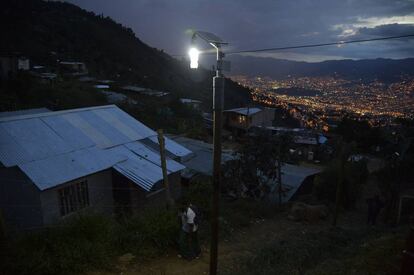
left=148, top=136, right=192, bottom=158
left=125, top=141, right=184, bottom=173
left=0, top=108, right=51, bottom=118
left=0, top=118, right=72, bottom=166
left=224, top=107, right=262, bottom=116
left=93, top=108, right=145, bottom=141
left=180, top=98, right=202, bottom=104
left=0, top=105, right=158, bottom=166
left=41, top=115, right=96, bottom=150
left=269, top=164, right=321, bottom=203
left=19, top=147, right=126, bottom=191
left=167, top=136, right=233, bottom=176
left=0, top=125, right=33, bottom=167
left=110, top=146, right=166, bottom=191
left=0, top=105, right=189, bottom=190
left=79, top=110, right=132, bottom=147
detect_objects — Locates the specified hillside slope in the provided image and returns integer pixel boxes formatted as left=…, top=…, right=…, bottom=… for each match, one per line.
left=0, top=0, right=250, bottom=108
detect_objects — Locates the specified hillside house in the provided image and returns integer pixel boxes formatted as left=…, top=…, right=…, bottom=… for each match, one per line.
left=59, top=61, right=88, bottom=76
left=179, top=98, right=202, bottom=110
left=0, top=55, right=30, bottom=79
left=0, top=105, right=191, bottom=231
left=258, top=127, right=328, bottom=161
left=122, top=85, right=170, bottom=97
left=223, top=107, right=275, bottom=135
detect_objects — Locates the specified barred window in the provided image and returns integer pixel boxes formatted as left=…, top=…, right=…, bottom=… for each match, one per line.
left=59, top=180, right=89, bottom=216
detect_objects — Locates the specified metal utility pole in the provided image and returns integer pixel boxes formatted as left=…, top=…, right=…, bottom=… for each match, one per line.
left=210, top=44, right=225, bottom=275
left=157, top=129, right=174, bottom=208
left=188, top=31, right=228, bottom=275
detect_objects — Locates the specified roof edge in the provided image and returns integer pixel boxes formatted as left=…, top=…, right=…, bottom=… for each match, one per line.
left=0, top=105, right=118, bottom=122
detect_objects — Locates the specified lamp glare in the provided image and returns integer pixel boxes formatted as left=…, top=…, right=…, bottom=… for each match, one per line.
left=189, top=47, right=199, bottom=69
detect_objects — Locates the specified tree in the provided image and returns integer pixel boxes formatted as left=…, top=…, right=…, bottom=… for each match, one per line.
left=222, top=131, right=292, bottom=201
left=335, top=117, right=383, bottom=152
left=313, top=141, right=368, bottom=225
left=376, top=136, right=414, bottom=224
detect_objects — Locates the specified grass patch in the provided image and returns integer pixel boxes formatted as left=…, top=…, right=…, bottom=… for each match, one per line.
left=0, top=209, right=179, bottom=275
left=219, top=199, right=280, bottom=238
left=307, top=230, right=405, bottom=275
left=225, top=227, right=406, bottom=275
left=1, top=215, right=115, bottom=275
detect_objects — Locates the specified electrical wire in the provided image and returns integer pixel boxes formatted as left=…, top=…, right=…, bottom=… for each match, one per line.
left=226, top=34, right=414, bottom=55
left=172, top=34, right=414, bottom=57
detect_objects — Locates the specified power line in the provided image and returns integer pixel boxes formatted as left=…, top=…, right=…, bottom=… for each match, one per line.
left=172, top=34, right=414, bottom=57
left=227, top=34, right=414, bottom=55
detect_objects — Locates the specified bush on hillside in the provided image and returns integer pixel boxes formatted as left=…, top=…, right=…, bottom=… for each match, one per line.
left=314, top=158, right=368, bottom=209
left=1, top=209, right=180, bottom=275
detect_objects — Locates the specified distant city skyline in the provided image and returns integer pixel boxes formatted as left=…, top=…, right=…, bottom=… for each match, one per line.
left=66, top=0, right=414, bottom=62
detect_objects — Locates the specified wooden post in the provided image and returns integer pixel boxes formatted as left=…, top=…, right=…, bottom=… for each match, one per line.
left=157, top=129, right=174, bottom=208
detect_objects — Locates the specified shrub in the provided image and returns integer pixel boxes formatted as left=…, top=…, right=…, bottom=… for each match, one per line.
left=117, top=207, right=180, bottom=256
left=1, top=209, right=181, bottom=275
left=314, top=159, right=368, bottom=209
left=2, top=215, right=116, bottom=275
left=180, top=176, right=213, bottom=217
left=227, top=228, right=372, bottom=275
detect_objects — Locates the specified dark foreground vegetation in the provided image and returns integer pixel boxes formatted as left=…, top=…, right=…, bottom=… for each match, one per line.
left=0, top=179, right=276, bottom=275
left=0, top=211, right=178, bottom=275
left=226, top=227, right=406, bottom=275
left=1, top=175, right=410, bottom=275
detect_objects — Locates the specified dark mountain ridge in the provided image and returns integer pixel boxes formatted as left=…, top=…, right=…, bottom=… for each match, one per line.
left=0, top=0, right=251, bottom=108
left=229, top=54, right=414, bottom=82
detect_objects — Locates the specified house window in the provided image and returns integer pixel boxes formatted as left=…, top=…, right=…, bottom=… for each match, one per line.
left=59, top=180, right=89, bottom=216
left=238, top=115, right=246, bottom=123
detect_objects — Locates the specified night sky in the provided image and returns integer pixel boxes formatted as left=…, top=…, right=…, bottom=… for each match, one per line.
left=66, top=0, right=414, bottom=62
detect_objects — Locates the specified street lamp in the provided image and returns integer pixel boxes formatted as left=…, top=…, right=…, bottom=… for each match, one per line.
left=189, top=31, right=228, bottom=275
left=188, top=47, right=200, bottom=69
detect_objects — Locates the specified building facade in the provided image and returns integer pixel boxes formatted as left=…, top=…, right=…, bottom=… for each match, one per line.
left=0, top=105, right=191, bottom=231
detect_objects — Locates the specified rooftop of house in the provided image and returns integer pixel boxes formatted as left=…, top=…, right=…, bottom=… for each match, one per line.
left=224, top=107, right=262, bottom=116
left=0, top=105, right=191, bottom=191
left=122, top=85, right=169, bottom=97
left=59, top=61, right=85, bottom=65
left=180, top=98, right=202, bottom=104
left=276, top=164, right=322, bottom=202
left=167, top=136, right=234, bottom=177
left=0, top=108, right=51, bottom=119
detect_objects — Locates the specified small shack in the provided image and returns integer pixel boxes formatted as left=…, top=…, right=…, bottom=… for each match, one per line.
left=0, top=105, right=191, bottom=231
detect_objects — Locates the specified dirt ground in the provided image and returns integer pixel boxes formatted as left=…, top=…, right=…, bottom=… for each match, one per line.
left=89, top=212, right=347, bottom=275
left=89, top=171, right=397, bottom=275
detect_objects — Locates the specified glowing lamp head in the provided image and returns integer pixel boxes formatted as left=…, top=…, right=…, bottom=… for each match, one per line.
left=189, top=47, right=200, bottom=69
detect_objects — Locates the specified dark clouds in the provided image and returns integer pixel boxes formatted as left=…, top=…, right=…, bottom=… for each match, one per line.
left=358, top=23, right=414, bottom=36
left=66, top=0, right=414, bottom=62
